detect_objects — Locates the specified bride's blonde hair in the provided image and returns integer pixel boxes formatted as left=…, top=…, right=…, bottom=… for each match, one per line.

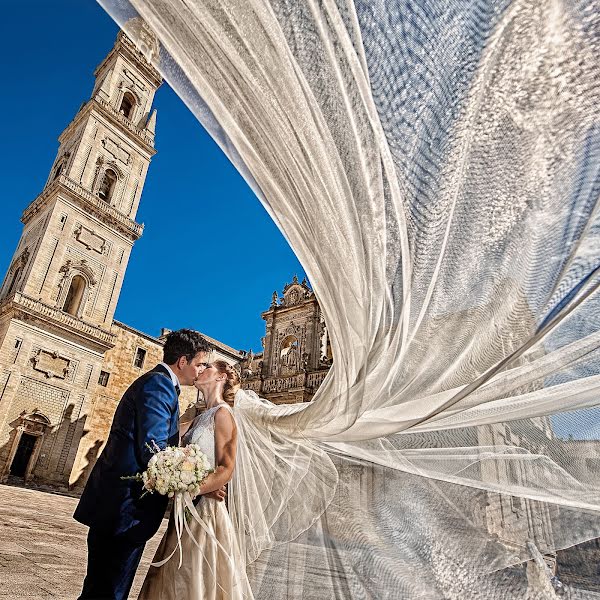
left=213, top=360, right=241, bottom=403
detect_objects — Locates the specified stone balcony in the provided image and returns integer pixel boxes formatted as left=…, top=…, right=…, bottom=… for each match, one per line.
left=263, top=373, right=306, bottom=396
left=306, top=369, right=329, bottom=391
left=242, top=368, right=330, bottom=400
left=0, top=292, right=116, bottom=352
left=93, top=97, right=155, bottom=147
left=22, top=175, right=144, bottom=241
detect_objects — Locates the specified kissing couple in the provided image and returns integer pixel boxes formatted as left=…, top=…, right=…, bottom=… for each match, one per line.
left=74, top=328, right=254, bottom=599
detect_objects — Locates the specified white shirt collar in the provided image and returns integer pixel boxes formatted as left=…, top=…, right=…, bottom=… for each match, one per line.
left=159, top=362, right=180, bottom=389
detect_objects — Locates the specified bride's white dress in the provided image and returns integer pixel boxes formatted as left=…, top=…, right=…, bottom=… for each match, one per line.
left=138, top=404, right=254, bottom=600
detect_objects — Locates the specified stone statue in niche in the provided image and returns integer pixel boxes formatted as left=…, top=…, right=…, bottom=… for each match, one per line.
left=301, top=352, right=310, bottom=373
left=280, top=336, right=301, bottom=374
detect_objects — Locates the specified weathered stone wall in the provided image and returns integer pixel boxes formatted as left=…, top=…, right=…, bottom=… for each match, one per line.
left=70, top=321, right=163, bottom=489
left=0, top=317, right=103, bottom=488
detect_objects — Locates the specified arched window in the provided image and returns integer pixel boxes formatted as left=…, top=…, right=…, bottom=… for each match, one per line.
left=7, top=267, right=22, bottom=296
left=63, top=275, right=86, bottom=316
left=98, top=169, right=117, bottom=202
left=325, top=338, right=333, bottom=361
left=119, top=92, right=136, bottom=120
left=52, top=161, right=63, bottom=181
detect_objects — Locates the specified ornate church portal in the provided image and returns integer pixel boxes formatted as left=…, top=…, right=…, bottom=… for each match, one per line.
left=4, top=412, right=51, bottom=482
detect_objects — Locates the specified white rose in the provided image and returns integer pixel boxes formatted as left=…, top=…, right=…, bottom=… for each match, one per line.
left=180, top=471, right=196, bottom=486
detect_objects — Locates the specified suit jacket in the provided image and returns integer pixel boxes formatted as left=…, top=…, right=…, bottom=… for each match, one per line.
left=74, top=364, right=180, bottom=542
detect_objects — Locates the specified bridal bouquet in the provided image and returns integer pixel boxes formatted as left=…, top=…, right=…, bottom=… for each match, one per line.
left=124, top=442, right=228, bottom=569
left=125, top=441, right=213, bottom=499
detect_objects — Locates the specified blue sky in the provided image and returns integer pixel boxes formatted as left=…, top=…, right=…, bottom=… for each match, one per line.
left=0, top=1, right=305, bottom=352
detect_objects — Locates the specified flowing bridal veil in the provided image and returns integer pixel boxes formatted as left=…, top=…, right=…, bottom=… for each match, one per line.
left=100, top=0, right=600, bottom=596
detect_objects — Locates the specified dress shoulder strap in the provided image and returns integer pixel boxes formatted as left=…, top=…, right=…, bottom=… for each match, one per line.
left=200, top=402, right=233, bottom=420
left=210, top=403, right=236, bottom=431
left=213, top=402, right=234, bottom=419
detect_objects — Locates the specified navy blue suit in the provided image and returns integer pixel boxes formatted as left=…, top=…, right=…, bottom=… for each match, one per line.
left=75, top=364, right=180, bottom=600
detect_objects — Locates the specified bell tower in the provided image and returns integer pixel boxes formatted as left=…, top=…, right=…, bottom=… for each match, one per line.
left=0, top=30, right=162, bottom=487
left=1, top=30, right=161, bottom=326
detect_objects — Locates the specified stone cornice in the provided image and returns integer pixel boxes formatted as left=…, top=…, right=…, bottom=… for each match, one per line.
left=118, top=33, right=163, bottom=86
left=21, top=175, right=144, bottom=242
left=261, top=296, right=319, bottom=319
left=0, top=292, right=116, bottom=352
left=59, top=99, right=156, bottom=154
left=200, top=332, right=245, bottom=360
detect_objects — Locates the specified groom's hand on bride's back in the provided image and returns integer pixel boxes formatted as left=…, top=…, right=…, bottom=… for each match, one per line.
left=195, top=485, right=227, bottom=503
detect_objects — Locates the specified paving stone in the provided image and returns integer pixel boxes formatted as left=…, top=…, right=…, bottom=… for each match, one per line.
left=0, top=484, right=168, bottom=599
left=0, top=543, right=29, bottom=554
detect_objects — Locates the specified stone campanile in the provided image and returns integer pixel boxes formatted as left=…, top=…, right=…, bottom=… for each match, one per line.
left=0, top=30, right=162, bottom=487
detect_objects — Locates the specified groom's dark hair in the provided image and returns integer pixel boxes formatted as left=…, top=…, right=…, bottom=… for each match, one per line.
left=163, top=329, right=211, bottom=364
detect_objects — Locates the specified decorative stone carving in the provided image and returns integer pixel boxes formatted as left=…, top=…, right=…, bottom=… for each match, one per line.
left=73, top=224, right=107, bottom=255
left=55, top=259, right=98, bottom=317
left=301, top=352, right=310, bottom=373
left=262, top=373, right=306, bottom=393
left=281, top=275, right=312, bottom=307
left=21, top=411, right=51, bottom=435
left=58, top=260, right=98, bottom=287
left=9, top=247, right=30, bottom=274
left=278, top=308, right=311, bottom=320
left=32, top=349, right=71, bottom=380
left=279, top=335, right=300, bottom=373
left=102, top=137, right=131, bottom=165
left=123, top=71, right=146, bottom=94
left=122, top=18, right=160, bottom=64
left=306, top=370, right=328, bottom=390
left=276, top=322, right=306, bottom=376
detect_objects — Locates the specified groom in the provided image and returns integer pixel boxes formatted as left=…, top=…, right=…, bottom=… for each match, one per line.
left=75, top=328, right=219, bottom=600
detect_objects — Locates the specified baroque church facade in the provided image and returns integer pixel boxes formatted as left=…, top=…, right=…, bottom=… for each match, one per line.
left=239, top=275, right=332, bottom=404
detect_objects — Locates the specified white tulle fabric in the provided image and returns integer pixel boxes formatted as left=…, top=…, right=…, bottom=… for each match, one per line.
left=99, top=0, right=600, bottom=596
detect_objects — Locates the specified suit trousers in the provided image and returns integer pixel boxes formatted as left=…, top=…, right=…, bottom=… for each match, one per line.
left=78, top=527, right=146, bottom=600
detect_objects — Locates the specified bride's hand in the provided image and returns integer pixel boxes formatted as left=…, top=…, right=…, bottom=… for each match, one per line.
left=201, top=486, right=227, bottom=502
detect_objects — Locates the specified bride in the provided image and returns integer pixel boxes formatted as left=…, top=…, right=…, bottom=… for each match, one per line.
left=138, top=360, right=254, bottom=600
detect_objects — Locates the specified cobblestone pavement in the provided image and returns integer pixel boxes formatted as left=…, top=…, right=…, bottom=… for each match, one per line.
left=0, top=484, right=167, bottom=599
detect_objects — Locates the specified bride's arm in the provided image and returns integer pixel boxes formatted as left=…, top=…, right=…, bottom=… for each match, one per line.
left=198, top=408, right=237, bottom=495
